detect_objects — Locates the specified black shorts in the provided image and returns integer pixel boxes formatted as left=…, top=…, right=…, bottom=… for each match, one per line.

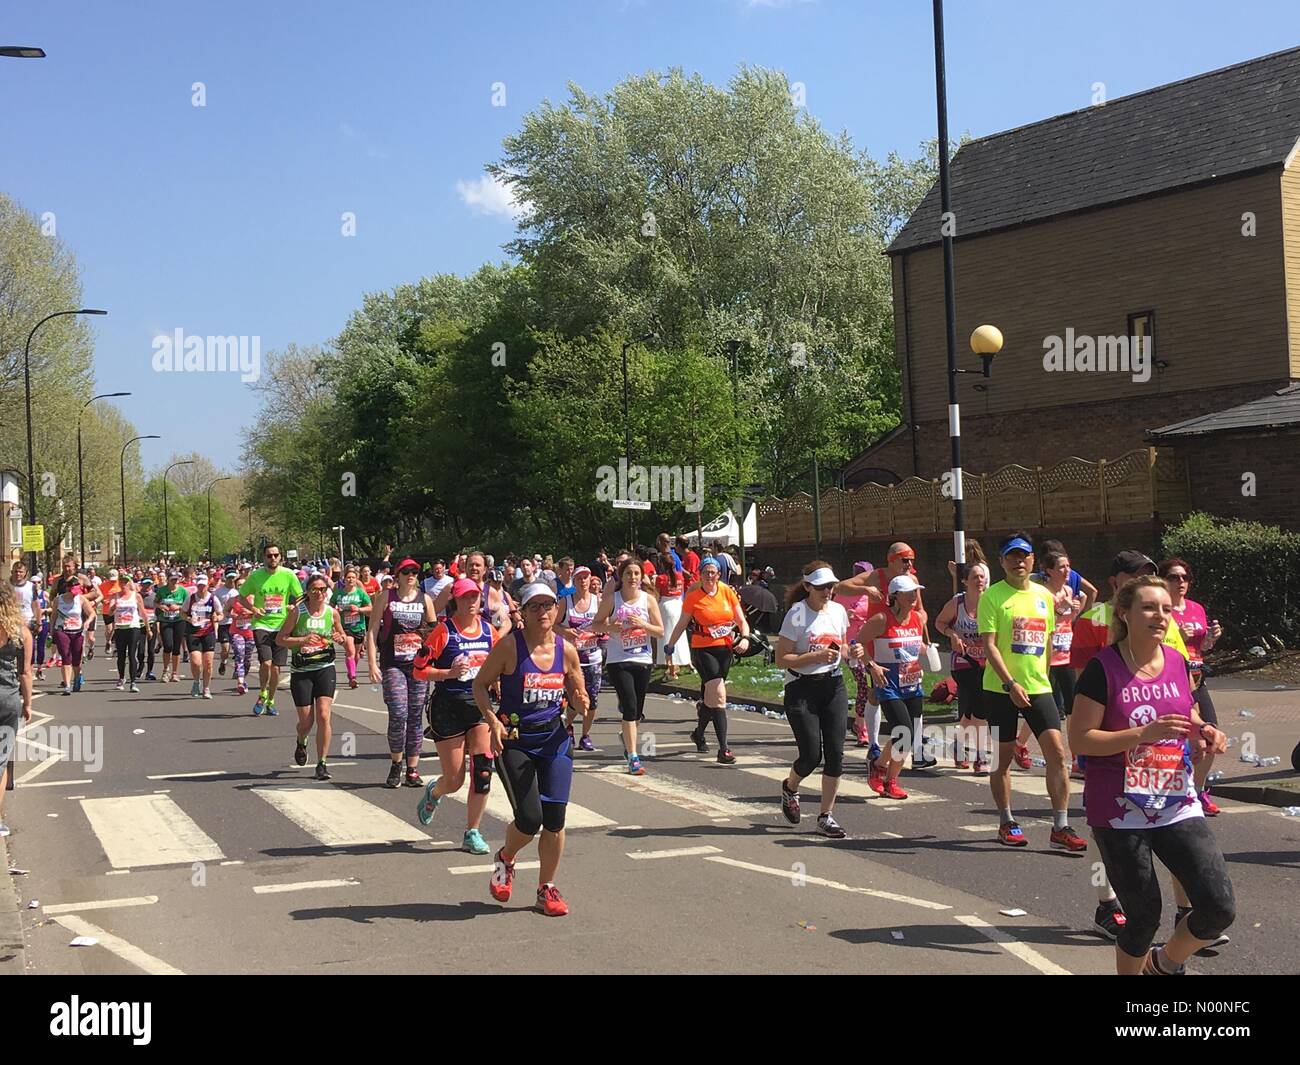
left=427, top=688, right=485, bottom=741
left=217, top=624, right=232, bottom=645
left=254, top=629, right=288, bottom=666
left=186, top=631, right=217, bottom=653
left=982, top=690, right=1060, bottom=745
left=691, top=646, right=733, bottom=685
left=1050, top=664, right=1076, bottom=716
left=954, top=668, right=984, bottom=719
left=290, top=667, right=337, bottom=706
left=1194, top=681, right=1218, bottom=726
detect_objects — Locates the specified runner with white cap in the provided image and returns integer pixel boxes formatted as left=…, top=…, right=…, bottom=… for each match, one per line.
left=184, top=572, right=223, bottom=699
left=556, top=565, right=600, bottom=751
left=777, top=561, right=862, bottom=837
left=213, top=570, right=240, bottom=678
left=473, top=581, right=589, bottom=916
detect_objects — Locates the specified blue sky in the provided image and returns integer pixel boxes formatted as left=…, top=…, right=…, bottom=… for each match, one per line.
left=4, top=0, right=1298, bottom=474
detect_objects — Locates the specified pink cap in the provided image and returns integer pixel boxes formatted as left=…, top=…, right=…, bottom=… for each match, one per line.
left=451, top=577, right=481, bottom=599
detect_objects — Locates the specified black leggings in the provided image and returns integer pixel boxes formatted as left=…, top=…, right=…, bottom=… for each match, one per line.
left=954, top=668, right=983, bottom=718
left=160, top=623, right=185, bottom=656
left=1050, top=664, right=1076, bottom=715
left=497, top=747, right=568, bottom=835
left=691, top=647, right=733, bottom=689
left=134, top=626, right=156, bottom=677
left=1093, top=817, right=1236, bottom=958
left=114, top=628, right=143, bottom=683
left=606, top=661, right=650, bottom=723
left=880, top=695, right=922, bottom=758
left=785, top=673, right=847, bottom=778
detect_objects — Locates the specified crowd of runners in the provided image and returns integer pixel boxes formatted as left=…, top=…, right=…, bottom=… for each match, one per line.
left=0, top=531, right=1242, bottom=972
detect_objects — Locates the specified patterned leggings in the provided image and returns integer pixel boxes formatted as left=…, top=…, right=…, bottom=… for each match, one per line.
left=383, top=665, right=428, bottom=758
left=581, top=661, right=601, bottom=712
left=229, top=631, right=254, bottom=680
left=850, top=660, right=883, bottom=744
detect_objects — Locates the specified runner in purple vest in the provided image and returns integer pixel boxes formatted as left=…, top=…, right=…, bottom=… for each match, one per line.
left=1069, top=575, right=1235, bottom=975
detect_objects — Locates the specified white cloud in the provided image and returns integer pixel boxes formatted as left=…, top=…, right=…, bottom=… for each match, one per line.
left=456, top=174, right=526, bottom=220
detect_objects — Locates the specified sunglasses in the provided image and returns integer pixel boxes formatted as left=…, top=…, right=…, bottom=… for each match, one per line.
left=398, top=568, right=419, bottom=576
left=524, top=601, right=554, bottom=611
left=1167, top=573, right=1189, bottom=581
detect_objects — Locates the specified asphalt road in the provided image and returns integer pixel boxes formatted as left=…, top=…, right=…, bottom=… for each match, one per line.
left=4, top=657, right=1297, bottom=975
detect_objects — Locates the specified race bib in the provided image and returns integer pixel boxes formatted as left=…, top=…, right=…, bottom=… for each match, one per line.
left=462, top=650, right=489, bottom=680
left=707, top=623, right=734, bottom=639
left=1011, top=615, right=1047, bottom=656
left=522, top=671, right=565, bottom=704
left=1050, top=628, right=1073, bottom=653
left=264, top=594, right=285, bottom=613
left=809, top=632, right=840, bottom=665
left=115, top=607, right=137, bottom=625
left=574, top=628, right=597, bottom=647
left=344, top=606, right=360, bottom=624
left=1123, top=742, right=1189, bottom=808
left=898, top=658, right=923, bottom=689
left=393, top=632, right=421, bottom=661
left=63, top=616, right=82, bottom=631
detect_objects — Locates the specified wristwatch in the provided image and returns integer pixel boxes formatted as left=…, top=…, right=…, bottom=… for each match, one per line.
left=1002, top=681, right=1014, bottom=692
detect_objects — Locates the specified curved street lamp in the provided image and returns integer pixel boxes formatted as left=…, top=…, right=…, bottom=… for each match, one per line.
left=121, top=435, right=160, bottom=564
left=23, top=308, right=107, bottom=569
left=80, top=392, right=130, bottom=557
left=162, top=460, right=194, bottom=559
left=0, top=47, right=46, bottom=58
left=205, top=476, right=233, bottom=561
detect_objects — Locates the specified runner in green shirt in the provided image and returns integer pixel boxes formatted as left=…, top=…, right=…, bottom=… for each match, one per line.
left=279, top=572, right=345, bottom=780
left=332, top=567, right=372, bottom=690
left=234, top=543, right=304, bottom=716
left=977, top=533, right=1087, bottom=853
left=156, top=571, right=190, bottom=683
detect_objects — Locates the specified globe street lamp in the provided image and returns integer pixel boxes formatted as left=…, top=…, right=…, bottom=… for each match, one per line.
left=163, top=460, right=194, bottom=558
left=121, top=435, right=160, bottom=564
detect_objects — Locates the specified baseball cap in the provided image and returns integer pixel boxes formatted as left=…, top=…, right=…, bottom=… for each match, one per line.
left=108, top=568, right=119, bottom=578
left=225, top=570, right=239, bottom=578
left=573, top=565, right=591, bottom=581
left=519, top=582, right=557, bottom=606
left=196, top=573, right=209, bottom=585
left=888, top=574, right=925, bottom=595
left=168, top=569, right=181, bottom=579
left=699, top=556, right=720, bottom=571
left=396, top=557, right=420, bottom=574
left=852, top=560, right=873, bottom=575
left=31, top=573, right=42, bottom=583
left=140, top=576, right=154, bottom=586
left=1111, top=550, right=1157, bottom=577
left=1000, top=536, right=1034, bottom=556
left=489, top=568, right=504, bottom=582
left=451, top=577, right=481, bottom=599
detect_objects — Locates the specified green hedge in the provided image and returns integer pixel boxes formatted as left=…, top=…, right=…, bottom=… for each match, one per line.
left=1161, top=513, right=1300, bottom=650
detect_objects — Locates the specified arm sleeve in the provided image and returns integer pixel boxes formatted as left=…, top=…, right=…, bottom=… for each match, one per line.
left=413, top=622, right=449, bottom=680
left=1075, top=656, right=1109, bottom=704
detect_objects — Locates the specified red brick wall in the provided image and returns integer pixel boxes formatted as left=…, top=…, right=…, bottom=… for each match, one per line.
left=1166, top=429, right=1300, bottom=531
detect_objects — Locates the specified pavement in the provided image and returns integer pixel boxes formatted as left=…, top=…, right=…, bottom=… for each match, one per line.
left=2, top=656, right=1297, bottom=975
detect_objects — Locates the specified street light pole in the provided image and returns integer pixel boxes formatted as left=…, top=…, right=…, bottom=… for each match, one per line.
left=79, top=391, right=130, bottom=560
left=727, top=339, right=746, bottom=575
left=121, top=435, right=160, bottom=565
left=205, top=476, right=233, bottom=560
left=163, top=460, right=194, bottom=559
left=619, top=332, right=656, bottom=550
left=23, top=308, right=107, bottom=570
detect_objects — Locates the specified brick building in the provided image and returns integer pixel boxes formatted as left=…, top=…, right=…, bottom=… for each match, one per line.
left=846, top=46, right=1300, bottom=529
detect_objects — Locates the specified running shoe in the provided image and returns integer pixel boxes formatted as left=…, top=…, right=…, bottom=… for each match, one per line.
left=385, top=762, right=404, bottom=789
left=0, top=824, right=9, bottom=837
left=73, top=675, right=82, bottom=693
left=115, top=680, right=124, bottom=691
left=853, top=720, right=869, bottom=747
left=202, top=689, right=213, bottom=700
left=130, top=683, right=140, bottom=693
left=883, top=778, right=909, bottom=800
left=817, top=812, right=846, bottom=838
left=627, top=753, right=645, bottom=776
left=236, top=681, right=247, bottom=695
left=265, top=700, right=278, bottom=716
left=349, top=677, right=358, bottom=690
left=954, top=756, right=971, bottom=770
left=252, top=696, right=265, bottom=716
left=1174, top=907, right=1231, bottom=953
left=567, top=724, right=576, bottom=745
left=294, top=740, right=308, bottom=767
left=998, top=821, right=1028, bottom=847
left=717, top=748, right=736, bottom=765
left=973, top=758, right=988, bottom=776
left=218, top=661, right=227, bottom=675
left=404, top=768, right=423, bottom=787
left=190, top=680, right=201, bottom=698
left=912, top=755, right=938, bottom=770
left=490, top=848, right=515, bottom=902
left=416, top=778, right=441, bottom=825
left=1013, top=743, right=1032, bottom=770
left=1094, top=902, right=1127, bottom=941
left=536, top=884, right=569, bottom=917
left=146, top=672, right=157, bottom=681
left=578, top=735, right=594, bottom=752
left=315, top=761, right=331, bottom=781
left=1142, top=945, right=1185, bottom=975
left=1198, top=790, right=1220, bottom=816
left=61, top=687, right=71, bottom=697
left=868, top=759, right=886, bottom=795
left=463, top=828, right=489, bottom=854
left=1049, top=826, right=1088, bottom=852
left=689, top=726, right=709, bottom=753
left=780, top=781, right=801, bottom=824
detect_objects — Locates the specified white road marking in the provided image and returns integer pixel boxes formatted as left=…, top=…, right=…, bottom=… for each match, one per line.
left=948, top=772, right=1057, bottom=799
left=252, top=785, right=429, bottom=846
left=330, top=701, right=386, bottom=716
left=25, top=778, right=91, bottom=789
left=878, top=831, right=904, bottom=839
left=448, top=860, right=540, bottom=875
left=146, top=770, right=228, bottom=780
left=733, top=754, right=945, bottom=804
left=220, top=860, right=244, bottom=866
left=51, top=915, right=184, bottom=975
left=253, top=878, right=360, bottom=895
left=42, top=895, right=159, bottom=915
left=445, top=789, right=614, bottom=830
left=953, top=914, right=1072, bottom=975
left=627, top=845, right=723, bottom=860
left=15, top=753, right=63, bottom=785
left=80, top=795, right=225, bottom=868
left=584, top=764, right=754, bottom=817
left=704, top=856, right=952, bottom=910
left=105, top=870, right=132, bottom=876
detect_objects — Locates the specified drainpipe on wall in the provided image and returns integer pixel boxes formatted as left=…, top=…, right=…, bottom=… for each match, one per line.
left=901, top=251, right=920, bottom=477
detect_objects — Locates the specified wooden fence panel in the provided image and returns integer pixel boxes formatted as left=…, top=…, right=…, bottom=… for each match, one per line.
left=1104, top=449, right=1157, bottom=524
left=819, top=488, right=848, bottom=545
left=1041, top=456, right=1104, bottom=526
left=981, top=463, right=1041, bottom=529
left=757, top=497, right=787, bottom=546
left=851, top=484, right=893, bottom=539
left=892, top=477, right=938, bottom=533
left=785, top=492, right=815, bottom=545
left=1153, top=449, right=1192, bottom=522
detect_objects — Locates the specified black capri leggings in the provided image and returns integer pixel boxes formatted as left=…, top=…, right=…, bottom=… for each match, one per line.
left=954, top=668, right=984, bottom=719
left=497, top=747, right=568, bottom=835
left=1194, top=681, right=1218, bottom=726
left=114, top=628, right=143, bottom=683
left=691, top=647, right=734, bottom=688
left=606, top=661, right=650, bottom=722
left=785, top=672, right=847, bottom=779
left=880, top=695, right=922, bottom=757
left=1050, top=664, right=1077, bottom=715
left=160, top=623, right=185, bottom=655
left=1093, top=817, right=1235, bottom=959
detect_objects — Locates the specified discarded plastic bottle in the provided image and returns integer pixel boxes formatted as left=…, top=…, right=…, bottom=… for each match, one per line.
left=1280, top=807, right=1300, bottom=817
left=1256, top=756, right=1281, bottom=767
left=1238, top=710, right=1256, bottom=719
left=1240, top=753, right=1257, bottom=763
left=1225, top=737, right=1238, bottom=748
left=1031, top=757, right=1047, bottom=768
left=370, top=683, right=381, bottom=693
left=1206, top=771, right=1225, bottom=784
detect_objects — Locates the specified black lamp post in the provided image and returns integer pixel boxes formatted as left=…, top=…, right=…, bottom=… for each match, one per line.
left=23, top=308, right=107, bottom=569
left=0, top=46, right=46, bottom=58
left=205, top=476, right=232, bottom=560
left=162, top=460, right=194, bottom=559
left=619, top=331, right=656, bottom=548
left=121, top=435, right=159, bottom=564
left=79, top=392, right=130, bottom=559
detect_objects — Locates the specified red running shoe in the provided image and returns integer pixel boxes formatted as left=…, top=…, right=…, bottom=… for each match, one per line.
left=1013, top=744, right=1032, bottom=770
left=490, top=848, right=515, bottom=903
left=536, top=884, right=569, bottom=917
left=998, top=821, right=1028, bottom=847
left=868, top=759, right=885, bottom=796
left=882, top=778, right=908, bottom=800
left=1050, top=825, right=1088, bottom=852
left=954, top=756, right=971, bottom=770
left=1198, top=790, right=1220, bottom=816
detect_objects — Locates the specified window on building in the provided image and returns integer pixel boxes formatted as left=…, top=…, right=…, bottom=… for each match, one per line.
left=1128, top=310, right=1156, bottom=359
left=7, top=510, right=20, bottom=550
left=62, top=526, right=73, bottom=551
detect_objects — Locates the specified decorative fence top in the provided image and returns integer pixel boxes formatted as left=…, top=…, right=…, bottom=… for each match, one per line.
left=758, top=448, right=1190, bottom=546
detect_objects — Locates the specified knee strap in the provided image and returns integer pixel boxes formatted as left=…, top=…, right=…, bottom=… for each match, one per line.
left=472, top=753, right=493, bottom=795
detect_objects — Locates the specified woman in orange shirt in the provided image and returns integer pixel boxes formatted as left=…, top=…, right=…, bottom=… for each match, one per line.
left=664, top=556, right=751, bottom=765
